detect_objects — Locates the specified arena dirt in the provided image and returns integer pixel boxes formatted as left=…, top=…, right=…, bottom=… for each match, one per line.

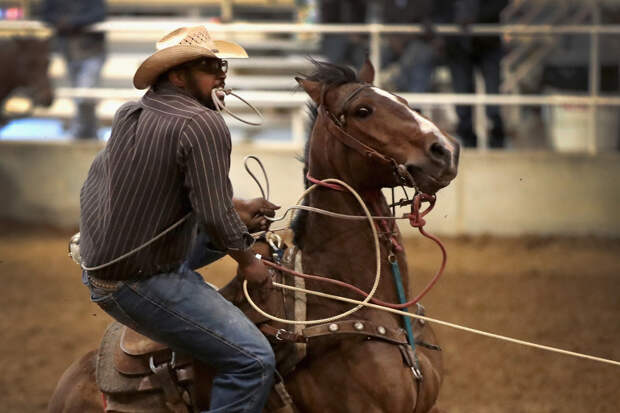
left=1, top=224, right=618, bottom=412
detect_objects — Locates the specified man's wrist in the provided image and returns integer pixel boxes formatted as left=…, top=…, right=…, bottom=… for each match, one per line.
left=228, top=248, right=258, bottom=269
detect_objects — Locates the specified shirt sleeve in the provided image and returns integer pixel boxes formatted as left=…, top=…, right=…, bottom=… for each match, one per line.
left=178, top=110, right=254, bottom=251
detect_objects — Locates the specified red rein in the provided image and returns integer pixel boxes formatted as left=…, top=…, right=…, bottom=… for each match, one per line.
left=262, top=174, right=448, bottom=309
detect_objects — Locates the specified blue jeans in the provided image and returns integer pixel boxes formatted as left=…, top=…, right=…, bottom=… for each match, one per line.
left=446, top=37, right=505, bottom=148
left=66, top=55, right=105, bottom=139
left=57, top=33, right=105, bottom=140
left=84, top=252, right=275, bottom=412
left=383, top=38, right=435, bottom=93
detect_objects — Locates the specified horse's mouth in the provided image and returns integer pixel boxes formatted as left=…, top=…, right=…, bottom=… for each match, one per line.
left=406, top=164, right=454, bottom=194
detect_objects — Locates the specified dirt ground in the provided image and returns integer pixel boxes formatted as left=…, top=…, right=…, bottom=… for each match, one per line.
left=1, top=224, right=619, bottom=413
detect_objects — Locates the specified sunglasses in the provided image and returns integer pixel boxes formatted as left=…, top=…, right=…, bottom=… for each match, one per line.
left=191, top=58, right=228, bottom=75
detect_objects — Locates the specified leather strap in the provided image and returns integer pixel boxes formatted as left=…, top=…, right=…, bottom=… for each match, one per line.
left=136, top=366, right=194, bottom=392
left=318, top=105, right=396, bottom=168
left=272, top=381, right=296, bottom=413
left=335, top=84, right=373, bottom=126
left=303, top=320, right=408, bottom=345
left=260, top=320, right=408, bottom=346
left=149, top=362, right=189, bottom=413
left=398, top=344, right=418, bottom=368
left=260, top=324, right=306, bottom=343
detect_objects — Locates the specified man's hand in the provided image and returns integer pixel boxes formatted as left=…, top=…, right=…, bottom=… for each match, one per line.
left=238, top=256, right=273, bottom=290
left=228, top=250, right=273, bottom=302
left=233, top=198, right=280, bottom=232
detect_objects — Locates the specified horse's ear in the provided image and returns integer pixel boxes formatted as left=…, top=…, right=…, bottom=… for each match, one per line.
left=295, top=77, right=322, bottom=104
left=358, top=57, right=375, bottom=84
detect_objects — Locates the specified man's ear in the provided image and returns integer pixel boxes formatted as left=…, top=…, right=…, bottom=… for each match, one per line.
left=295, top=77, right=322, bottom=104
left=168, top=69, right=186, bottom=88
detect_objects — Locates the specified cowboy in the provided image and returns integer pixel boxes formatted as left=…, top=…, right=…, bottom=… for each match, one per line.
left=79, top=26, right=278, bottom=412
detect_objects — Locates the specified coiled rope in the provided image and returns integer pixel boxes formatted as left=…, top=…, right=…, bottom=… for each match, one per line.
left=246, top=175, right=384, bottom=325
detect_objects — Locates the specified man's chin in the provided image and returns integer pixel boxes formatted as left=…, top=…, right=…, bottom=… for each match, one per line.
left=195, top=94, right=217, bottom=110
left=203, top=98, right=217, bottom=110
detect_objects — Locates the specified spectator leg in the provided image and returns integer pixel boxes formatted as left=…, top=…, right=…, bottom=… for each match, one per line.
left=480, top=44, right=505, bottom=148
left=70, top=54, right=105, bottom=140
left=448, top=49, right=477, bottom=147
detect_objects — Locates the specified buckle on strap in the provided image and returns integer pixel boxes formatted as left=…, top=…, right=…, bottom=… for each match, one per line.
left=149, top=351, right=177, bottom=373
left=275, top=329, right=287, bottom=341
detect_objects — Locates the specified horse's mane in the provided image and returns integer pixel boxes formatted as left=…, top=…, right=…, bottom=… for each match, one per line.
left=291, top=59, right=360, bottom=248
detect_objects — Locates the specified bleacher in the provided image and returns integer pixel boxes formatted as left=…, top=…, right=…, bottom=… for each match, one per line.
left=37, top=29, right=320, bottom=142
left=26, top=0, right=327, bottom=140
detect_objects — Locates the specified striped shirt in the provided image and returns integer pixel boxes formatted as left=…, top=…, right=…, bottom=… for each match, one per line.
left=79, top=81, right=252, bottom=281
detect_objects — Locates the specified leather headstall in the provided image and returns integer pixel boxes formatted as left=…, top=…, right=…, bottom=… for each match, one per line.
left=317, top=83, right=415, bottom=188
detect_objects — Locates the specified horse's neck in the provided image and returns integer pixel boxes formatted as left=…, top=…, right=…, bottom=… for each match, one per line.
left=300, top=183, right=409, bottom=324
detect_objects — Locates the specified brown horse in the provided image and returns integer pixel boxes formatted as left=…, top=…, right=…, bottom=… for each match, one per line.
left=48, top=59, right=459, bottom=412
left=0, top=36, right=54, bottom=125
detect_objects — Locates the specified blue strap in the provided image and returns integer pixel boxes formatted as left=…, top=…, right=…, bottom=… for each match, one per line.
left=390, top=259, right=422, bottom=377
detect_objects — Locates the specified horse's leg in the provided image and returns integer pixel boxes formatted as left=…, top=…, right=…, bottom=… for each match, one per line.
left=287, top=340, right=417, bottom=413
left=412, top=323, right=444, bottom=413
left=412, top=351, right=443, bottom=413
left=48, top=350, right=103, bottom=413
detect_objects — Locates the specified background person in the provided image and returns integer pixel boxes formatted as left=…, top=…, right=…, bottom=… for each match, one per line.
left=318, top=0, right=368, bottom=68
left=43, top=0, right=106, bottom=139
left=381, top=0, right=438, bottom=95
left=436, top=0, right=508, bottom=148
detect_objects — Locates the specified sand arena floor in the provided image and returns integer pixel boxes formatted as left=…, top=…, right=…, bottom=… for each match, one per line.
left=1, top=224, right=619, bottom=412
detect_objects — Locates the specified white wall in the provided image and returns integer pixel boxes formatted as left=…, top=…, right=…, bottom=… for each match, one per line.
left=1, top=141, right=619, bottom=236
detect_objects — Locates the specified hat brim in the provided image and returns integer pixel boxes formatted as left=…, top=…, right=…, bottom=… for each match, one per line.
left=133, top=40, right=248, bottom=90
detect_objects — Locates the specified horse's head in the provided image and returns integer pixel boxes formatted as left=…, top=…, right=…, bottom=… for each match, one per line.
left=12, top=37, right=54, bottom=107
left=296, top=59, right=459, bottom=195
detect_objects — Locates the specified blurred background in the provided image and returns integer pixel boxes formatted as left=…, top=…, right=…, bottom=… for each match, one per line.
left=0, top=1, right=619, bottom=412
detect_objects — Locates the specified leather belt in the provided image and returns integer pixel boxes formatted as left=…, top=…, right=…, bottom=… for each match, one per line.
left=88, top=275, right=121, bottom=291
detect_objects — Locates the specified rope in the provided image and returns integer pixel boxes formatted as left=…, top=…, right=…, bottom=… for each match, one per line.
left=80, top=212, right=192, bottom=272
left=243, top=155, right=270, bottom=200
left=244, top=177, right=384, bottom=325
left=247, top=280, right=620, bottom=368
left=212, top=88, right=264, bottom=126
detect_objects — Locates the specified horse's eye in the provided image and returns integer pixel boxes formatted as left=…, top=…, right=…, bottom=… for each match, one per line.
left=354, top=106, right=373, bottom=118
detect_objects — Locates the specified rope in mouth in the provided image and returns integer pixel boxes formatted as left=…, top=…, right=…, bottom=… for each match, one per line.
left=211, top=88, right=264, bottom=126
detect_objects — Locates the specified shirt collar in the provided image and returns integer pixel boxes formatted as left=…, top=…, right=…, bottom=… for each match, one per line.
left=142, top=80, right=204, bottom=110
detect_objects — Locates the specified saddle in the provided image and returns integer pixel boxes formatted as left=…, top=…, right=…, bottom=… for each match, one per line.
left=97, top=322, right=197, bottom=413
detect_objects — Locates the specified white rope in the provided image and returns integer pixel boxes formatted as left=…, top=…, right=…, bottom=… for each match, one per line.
left=212, top=88, right=264, bottom=126
left=243, top=177, right=384, bottom=325
left=80, top=212, right=192, bottom=271
left=243, top=155, right=270, bottom=200
left=250, top=281, right=620, bottom=368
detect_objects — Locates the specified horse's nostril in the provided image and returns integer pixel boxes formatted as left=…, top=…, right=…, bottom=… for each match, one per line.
left=429, top=142, right=447, bottom=160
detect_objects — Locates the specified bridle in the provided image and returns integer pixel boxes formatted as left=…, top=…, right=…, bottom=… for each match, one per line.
left=317, top=82, right=416, bottom=190
left=292, top=81, right=448, bottom=310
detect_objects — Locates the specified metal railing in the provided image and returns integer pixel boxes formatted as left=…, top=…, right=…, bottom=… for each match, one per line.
left=2, top=18, right=619, bottom=152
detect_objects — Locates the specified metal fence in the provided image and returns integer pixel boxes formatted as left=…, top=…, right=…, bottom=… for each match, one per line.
left=2, top=19, right=620, bottom=152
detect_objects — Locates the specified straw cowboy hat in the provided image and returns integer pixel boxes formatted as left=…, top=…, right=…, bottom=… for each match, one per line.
left=133, top=25, right=248, bottom=89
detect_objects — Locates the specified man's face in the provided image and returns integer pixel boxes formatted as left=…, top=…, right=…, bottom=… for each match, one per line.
left=181, top=58, right=228, bottom=109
